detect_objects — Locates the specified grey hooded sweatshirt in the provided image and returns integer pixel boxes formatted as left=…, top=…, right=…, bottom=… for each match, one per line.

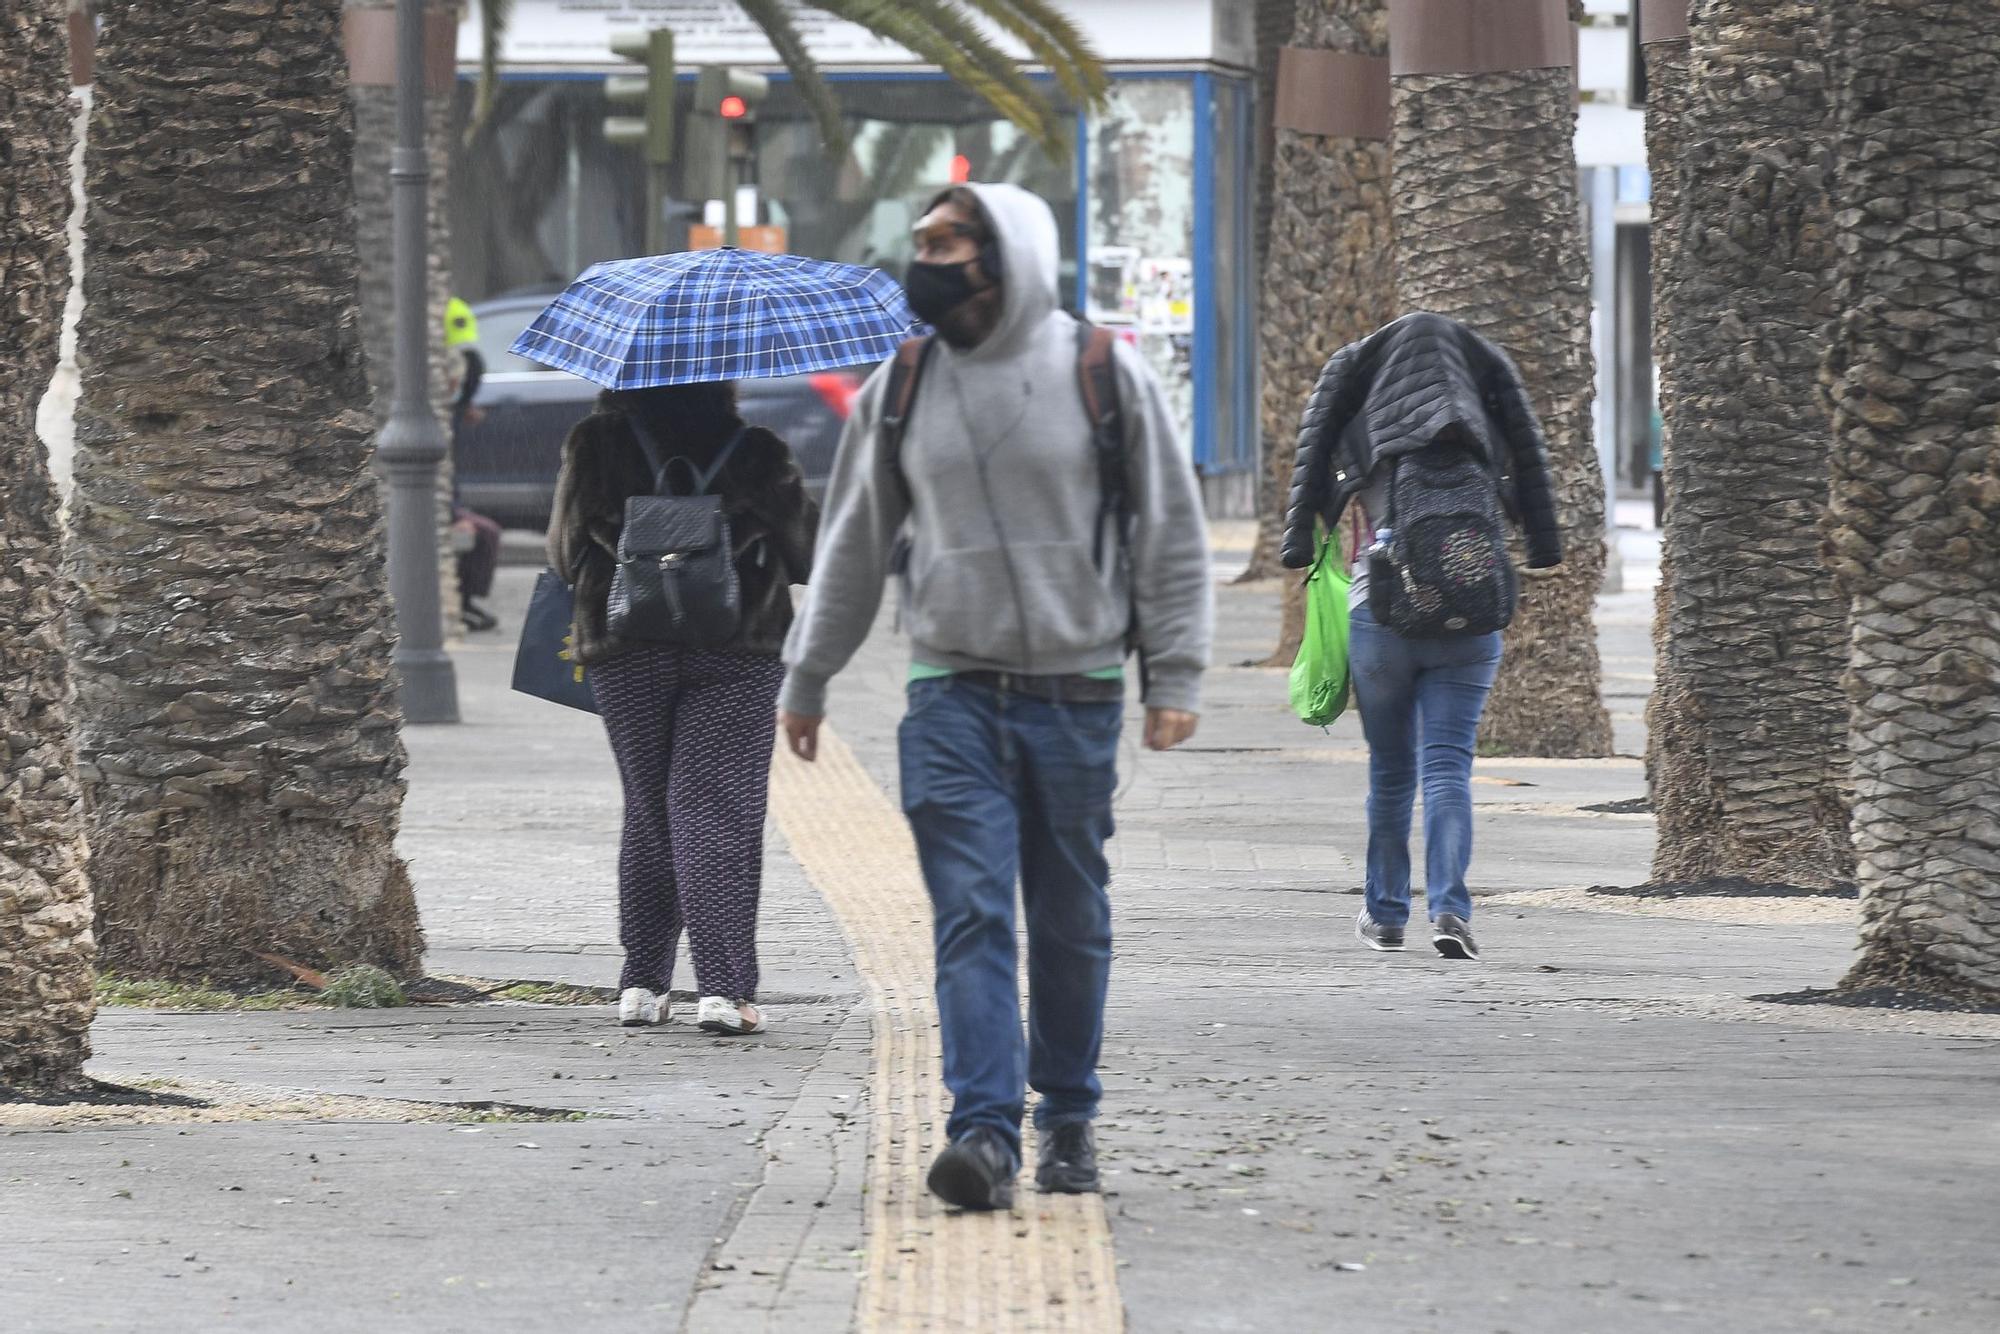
left=780, top=183, right=1212, bottom=717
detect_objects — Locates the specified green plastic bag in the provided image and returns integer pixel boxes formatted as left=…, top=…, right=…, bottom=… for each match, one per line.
left=1289, top=536, right=1352, bottom=727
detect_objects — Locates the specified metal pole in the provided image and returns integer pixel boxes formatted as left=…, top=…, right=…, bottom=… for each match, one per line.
left=376, top=0, right=460, bottom=723
left=722, top=153, right=741, bottom=248
left=566, top=130, right=583, bottom=276
left=647, top=162, right=670, bottom=254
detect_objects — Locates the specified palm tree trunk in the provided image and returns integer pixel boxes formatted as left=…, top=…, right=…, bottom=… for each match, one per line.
left=1251, top=1, right=1394, bottom=663
left=1647, top=2, right=1851, bottom=888
left=1639, top=18, right=1690, bottom=847
left=1251, top=0, right=1300, bottom=271
left=1, top=0, right=95, bottom=1092
left=1823, top=0, right=2000, bottom=998
left=1241, top=0, right=1302, bottom=589
left=67, top=0, right=422, bottom=985
left=1389, top=4, right=1612, bottom=757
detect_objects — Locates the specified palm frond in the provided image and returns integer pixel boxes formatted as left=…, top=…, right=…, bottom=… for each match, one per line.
left=737, top=0, right=852, bottom=157
left=961, top=0, right=1110, bottom=111
left=872, top=125, right=955, bottom=200
left=813, top=0, right=1077, bottom=161
left=466, top=0, right=516, bottom=146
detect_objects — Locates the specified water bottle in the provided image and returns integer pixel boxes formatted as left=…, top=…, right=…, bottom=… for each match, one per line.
left=1366, top=525, right=1394, bottom=559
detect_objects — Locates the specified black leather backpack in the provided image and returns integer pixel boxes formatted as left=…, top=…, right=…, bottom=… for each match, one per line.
left=605, top=421, right=747, bottom=648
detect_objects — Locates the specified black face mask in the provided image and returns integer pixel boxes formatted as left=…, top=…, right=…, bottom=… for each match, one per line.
left=904, top=256, right=995, bottom=328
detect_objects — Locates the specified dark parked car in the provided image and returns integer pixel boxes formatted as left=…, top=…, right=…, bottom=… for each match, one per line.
left=454, top=292, right=864, bottom=531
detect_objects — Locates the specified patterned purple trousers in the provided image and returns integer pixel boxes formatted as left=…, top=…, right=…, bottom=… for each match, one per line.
left=590, top=645, right=785, bottom=1000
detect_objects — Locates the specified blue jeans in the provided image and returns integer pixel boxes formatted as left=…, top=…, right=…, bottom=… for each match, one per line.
left=898, top=677, right=1121, bottom=1161
left=1348, top=600, right=1502, bottom=927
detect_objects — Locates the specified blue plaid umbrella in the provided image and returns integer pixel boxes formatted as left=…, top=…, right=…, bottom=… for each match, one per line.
left=508, top=249, right=924, bottom=389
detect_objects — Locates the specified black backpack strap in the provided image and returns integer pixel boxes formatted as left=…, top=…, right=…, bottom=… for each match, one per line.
left=691, top=427, right=748, bottom=496
left=1076, top=319, right=1127, bottom=570
left=881, top=335, right=936, bottom=510
left=1074, top=318, right=1145, bottom=689
left=628, top=418, right=747, bottom=498
left=626, top=414, right=670, bottom=494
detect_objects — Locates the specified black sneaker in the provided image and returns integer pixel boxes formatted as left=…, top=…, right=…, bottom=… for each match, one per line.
left=1036, top=1122, right=1099, bottom=1195
left=1432, top=913, right=1480, bottom=961
left=927, top=1127, right=1018, bottom=1211
left=1356, top=909, right=1407, bottom=952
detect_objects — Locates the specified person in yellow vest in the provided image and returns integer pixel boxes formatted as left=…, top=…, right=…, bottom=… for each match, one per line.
left=445, top=298, right=504, bottom=632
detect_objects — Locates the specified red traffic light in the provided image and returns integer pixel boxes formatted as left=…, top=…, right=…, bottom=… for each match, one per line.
left=719, top=94, right=748, bottom=119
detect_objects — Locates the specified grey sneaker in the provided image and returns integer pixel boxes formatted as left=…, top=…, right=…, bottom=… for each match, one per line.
left=697, top=996, right=767, bottom=1035
left=1356, top=909, right=1407, bottom=952
left=617, top=988, right=667, bottom=1027
left=1432, top=914, right=1480, bottom=961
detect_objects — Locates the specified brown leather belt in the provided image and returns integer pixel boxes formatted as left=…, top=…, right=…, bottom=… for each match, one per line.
left=952, top=670, right=1125, bottom=704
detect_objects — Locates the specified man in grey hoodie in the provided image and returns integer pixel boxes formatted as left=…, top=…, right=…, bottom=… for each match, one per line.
left=779, top=183, right=1213, bottom=1211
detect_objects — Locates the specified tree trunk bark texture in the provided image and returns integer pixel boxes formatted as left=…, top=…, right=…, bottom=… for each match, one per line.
left=1252, top=0, right=1300, bottom=273
left=1240, top=0, right=1299, bottom=588
left=1, top=0, right=95, bottom=1092
left=1392, top=67, right=1613, bottom=758
left=1250, top=1, right=1393, bottom=662
left=1640, top=36, right=1690, bottom=819
left=1822, top=0, right=2000, bottom=998
left=1647, top=3, right=1852, bottom=888
left=67, top=0, right=421, bottom=985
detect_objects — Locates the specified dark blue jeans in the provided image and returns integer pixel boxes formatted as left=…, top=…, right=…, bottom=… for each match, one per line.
left=898, top=677, right=1121, bottom=1162
left=1349, top=600, right=1502, bottom=927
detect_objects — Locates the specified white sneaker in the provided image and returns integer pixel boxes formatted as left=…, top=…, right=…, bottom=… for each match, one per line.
left=618, top=988, right=667, bottom=1027
left=697, top=996, right=767, bottom=1035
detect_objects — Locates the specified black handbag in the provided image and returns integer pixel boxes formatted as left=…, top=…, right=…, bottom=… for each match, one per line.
left=606, top=421, right=747, bottom=648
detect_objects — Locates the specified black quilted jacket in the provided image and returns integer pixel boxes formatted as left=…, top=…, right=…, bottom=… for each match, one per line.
left=1280, top=312, right=1564, bottom=571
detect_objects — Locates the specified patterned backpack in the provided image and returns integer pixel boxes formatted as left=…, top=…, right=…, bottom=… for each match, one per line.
left=1367, top=440, right=1517, bottom=639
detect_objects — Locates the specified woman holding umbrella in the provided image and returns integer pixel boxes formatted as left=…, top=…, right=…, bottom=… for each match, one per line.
left=523, top=249, right=919, bottom=1036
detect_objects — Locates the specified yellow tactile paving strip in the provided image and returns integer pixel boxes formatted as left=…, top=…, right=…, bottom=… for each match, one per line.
left=769, top=729, right=1125, bottom=1333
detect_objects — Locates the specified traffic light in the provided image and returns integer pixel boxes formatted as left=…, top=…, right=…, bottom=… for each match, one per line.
left=604, top=28, right=674, bottom=253
left=695, top=65, right=769, bottom=131
left=692, top=67, right=769, bottom=247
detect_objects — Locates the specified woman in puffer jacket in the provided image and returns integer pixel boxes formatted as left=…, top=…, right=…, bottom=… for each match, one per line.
left=548, top=382, right=816, bottom=1036
left=1282, top=313, right=1563, bottom=964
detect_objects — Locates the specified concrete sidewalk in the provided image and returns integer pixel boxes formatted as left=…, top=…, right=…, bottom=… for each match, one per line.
left=2, top=569, right=869, bottom=1333
left=802, top=541, right=2000, bottom=1334
left=6, top=548, right=1998, bottom=1333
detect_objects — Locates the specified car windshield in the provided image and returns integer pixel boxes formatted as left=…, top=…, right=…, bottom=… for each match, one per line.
left=476, top=303, right=560, bottom=373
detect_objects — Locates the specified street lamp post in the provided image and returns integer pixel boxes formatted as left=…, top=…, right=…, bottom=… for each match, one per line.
left=375, top=0, right=459, bottom=724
